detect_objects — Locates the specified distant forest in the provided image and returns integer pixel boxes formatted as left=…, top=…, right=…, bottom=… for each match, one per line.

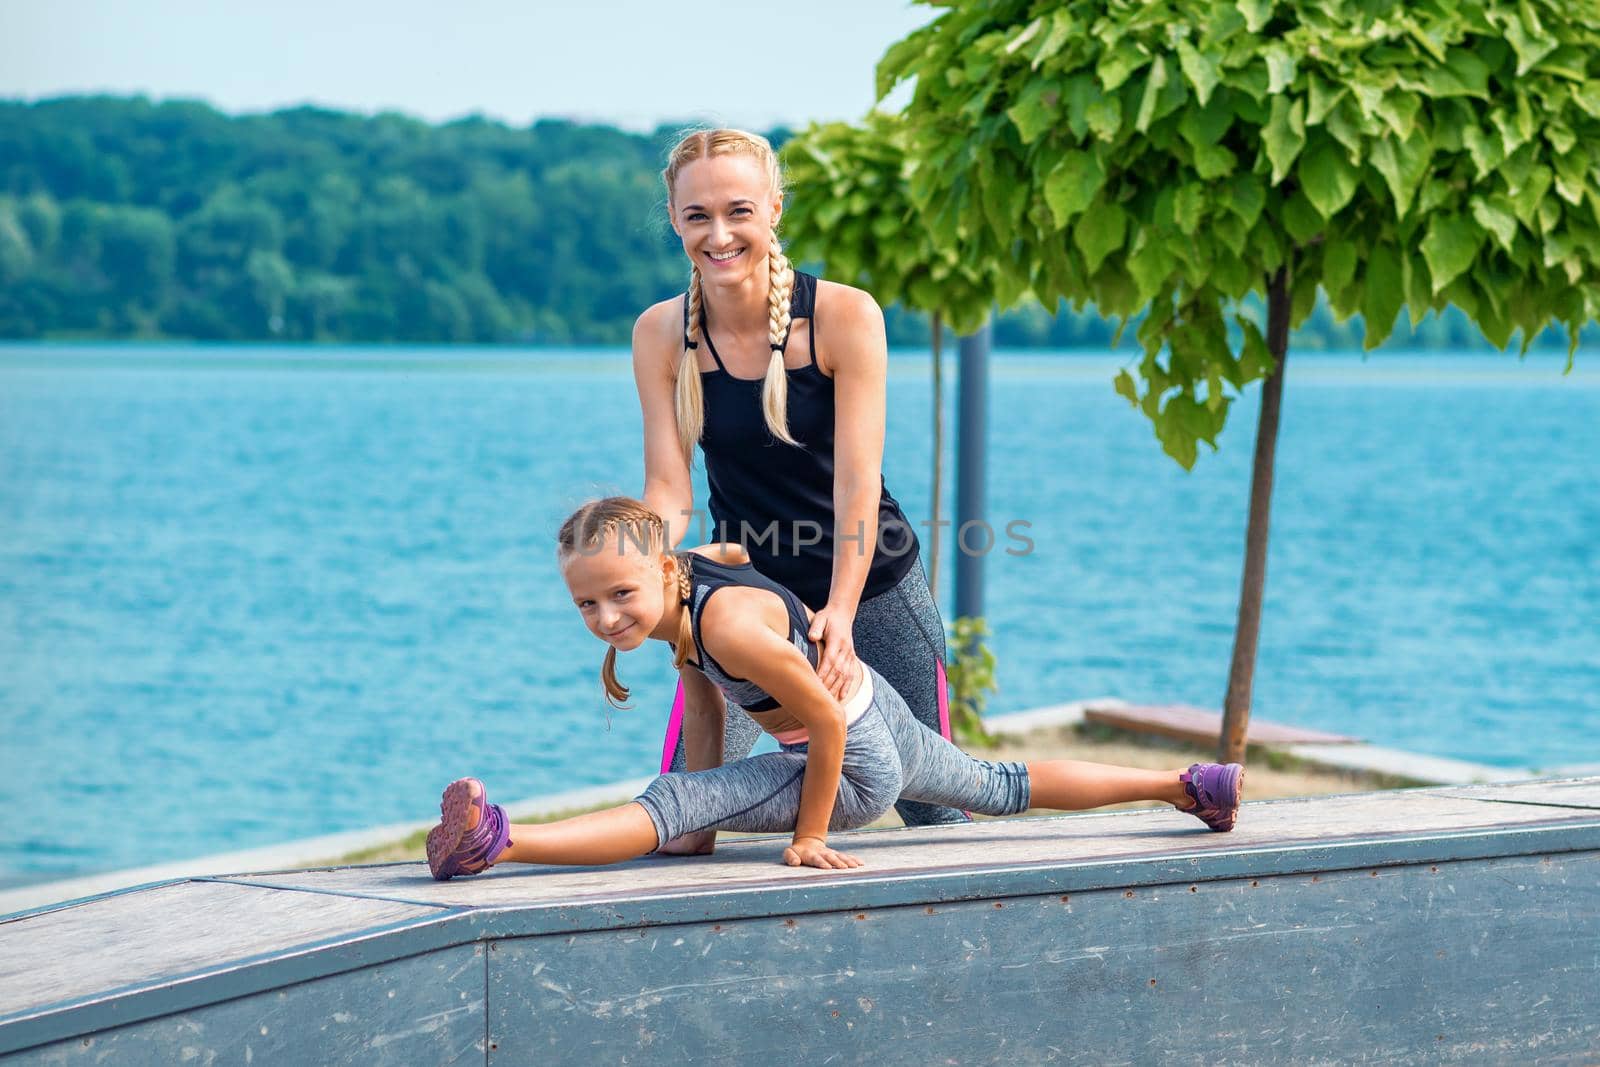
left=0, top=96, right=1575, bottom=350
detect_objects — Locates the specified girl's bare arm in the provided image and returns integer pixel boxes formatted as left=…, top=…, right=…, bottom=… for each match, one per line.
left=699, top=590, right=862, bottom=870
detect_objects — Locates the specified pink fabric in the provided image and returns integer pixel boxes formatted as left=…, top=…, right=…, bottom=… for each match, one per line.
left=660, top=681, right=686, bottom=774
left=936, top=658, right=952, bottom=739
left=771, top=726, right=810, bottom=745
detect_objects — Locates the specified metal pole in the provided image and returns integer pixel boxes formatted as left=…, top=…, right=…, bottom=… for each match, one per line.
left=954, top=319, right=990, bottom=623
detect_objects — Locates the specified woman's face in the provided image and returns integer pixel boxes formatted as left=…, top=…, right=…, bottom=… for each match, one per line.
left=562, top=535, right=670, bottom=653
left=670, top=154, right=781, bottom=285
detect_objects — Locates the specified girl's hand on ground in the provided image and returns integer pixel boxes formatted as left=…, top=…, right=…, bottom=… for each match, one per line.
left=807, top=605, right=860, bottom=701
left=783, top=837, right=863, bottom=870
left=656, top=830, right=717, bottom=856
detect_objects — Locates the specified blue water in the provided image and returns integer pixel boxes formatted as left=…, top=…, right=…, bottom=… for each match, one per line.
left=1, top=344, right=1596, bottom=884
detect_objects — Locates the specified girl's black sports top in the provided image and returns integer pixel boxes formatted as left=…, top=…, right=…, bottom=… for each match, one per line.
left=684, top=554, right=817, bottom=713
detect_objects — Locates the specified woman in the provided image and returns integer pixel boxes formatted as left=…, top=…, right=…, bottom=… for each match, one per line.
left=631, top=128, right=965, bottom=832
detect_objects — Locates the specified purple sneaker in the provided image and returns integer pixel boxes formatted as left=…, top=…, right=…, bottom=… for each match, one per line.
left=426, top=778, right=512, bottom=881
left=1179, top=762, right=1244, bottom=832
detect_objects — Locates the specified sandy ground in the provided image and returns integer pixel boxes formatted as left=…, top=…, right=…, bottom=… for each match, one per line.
left=339, top=723, right=1398, bottom=865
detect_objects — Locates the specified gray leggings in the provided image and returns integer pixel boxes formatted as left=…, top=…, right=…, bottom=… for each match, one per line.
left=666, top=557, right=969, bottom=827
left=636, top=665, right=1030, bottom=846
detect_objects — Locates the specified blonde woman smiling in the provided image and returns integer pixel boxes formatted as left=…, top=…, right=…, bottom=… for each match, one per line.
left=631, top=128, right=965, bottom=835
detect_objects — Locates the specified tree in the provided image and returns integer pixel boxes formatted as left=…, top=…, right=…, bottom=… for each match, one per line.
left=882, top=0, right=1600, bottom=762
left=782, top=112, right=1005, bottom=599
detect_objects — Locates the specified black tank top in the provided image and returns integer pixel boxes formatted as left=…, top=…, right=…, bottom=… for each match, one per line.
left=685, top=554, right=818, bottom=712
left=686, top=271, right=919, bottom=610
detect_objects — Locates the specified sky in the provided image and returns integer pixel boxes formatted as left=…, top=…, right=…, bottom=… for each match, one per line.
left=1, top=0, right=935, bottom=130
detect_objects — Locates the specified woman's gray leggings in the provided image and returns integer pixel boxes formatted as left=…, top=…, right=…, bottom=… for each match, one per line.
left=636, top=665, right=1030, bottom=846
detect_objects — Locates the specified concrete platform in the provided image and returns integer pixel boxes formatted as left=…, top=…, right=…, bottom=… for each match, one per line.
left=2, top=778, right=1597, bottom=1064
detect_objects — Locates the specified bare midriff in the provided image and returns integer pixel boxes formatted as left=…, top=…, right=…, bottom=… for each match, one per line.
left=747, top=667, right=871, bottom=746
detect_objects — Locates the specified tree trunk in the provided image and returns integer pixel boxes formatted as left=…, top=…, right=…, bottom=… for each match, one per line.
left=1218, top=265, right=1291, bottom=765
left=928, top=311, right=945, bottom=599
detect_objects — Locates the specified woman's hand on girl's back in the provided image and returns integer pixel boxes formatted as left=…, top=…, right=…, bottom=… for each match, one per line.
left=783, top=836, right=864, bottom=870
left=807, top=604, right=861, bottom=701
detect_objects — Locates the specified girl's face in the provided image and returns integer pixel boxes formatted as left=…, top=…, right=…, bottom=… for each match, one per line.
left=670, top=154, right=781, bottom=285
left=562, top=536, right=673, bottom=652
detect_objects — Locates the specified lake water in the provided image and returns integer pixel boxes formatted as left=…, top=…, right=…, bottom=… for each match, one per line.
left=1, top=343, right=1596, bottom=885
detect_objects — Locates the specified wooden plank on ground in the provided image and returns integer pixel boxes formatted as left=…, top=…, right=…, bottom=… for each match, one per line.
left=1084, top=703, right=1361, bottom=746
left=0, top=881, right=445, bottom=1019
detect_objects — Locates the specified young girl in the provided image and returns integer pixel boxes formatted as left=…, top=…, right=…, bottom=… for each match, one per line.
left=425, top=498, right=1244, bottom=879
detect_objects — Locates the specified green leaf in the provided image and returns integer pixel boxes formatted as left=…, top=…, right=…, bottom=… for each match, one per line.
left=1470, top=195, right=1519, bottom=251
left=1422, top=49, right=1491, bottom=99
left=1032, top=11, right=1075, bottom=69
left=1368, top=131, right=1432, bottom=218
left=1262, top=96, right=1306, bottom=183
left=1176, top=39, right=1220, bottom=106
left=1173, top=183, right=1207, bottom=235
left=1097, top=42, right=1148, bottom=92
left=1226, top=174, right=1267, bottom=227
left=1504, top=5, right=1558, bottom=75
left=1306, top=74, right=1346, bottom=126
left=1236, top=0, right=1271, bottom=34
left=1552, top=168, right=1586, bottom=209
left=1283, top=190, right=1325, bottom=241
left=1323, top=96, right=1365, bottom=155
left=1136, top=56, right=1170, bottom=133
left=1073, top=201, right=1128, bottom=272
left=1005, top=81, right=1059, bottom=145
left=1297, top=140, right=1360, bottom=218
left=1323, top=237, right=1358, bottom=295
left=1546, top=122, right=1577, bottom=157
left=875, top=31, right=930, bottom=101
left=1534, top=45, right=1589, bottom=82
left=1402, top=253, right=1433, bottom=326
left=1505, top=162, right=1553, bottom=227
left=1462, top=125, right=1506, bottom=179
left=1004, top=15, right=1044, bottom=55
left=1373, top=92, right=1421, bottom=140
left=1192, top=142, right=1238, bottom=179
left=1085, top=95, right=1123, bottom=140
left=1113, top=368, right=1139, bottom=405
left=1237, top=318, right=1273, bottom=380
left=1178, top=97, right=1234, bottom=147
left=1361, top=244, right=1403, bottom=349
left=1063, top=74, right=1099, bottom=139
left=1044, top=151, right=1108, bottom=228
left=1420, top=214, right=1483, bottom=294
left=1127, top=235, right=1179, bottom=302
left=1157, top=401, right=1201, bottom=470
left=1265, top=46, right=1296, bottom=95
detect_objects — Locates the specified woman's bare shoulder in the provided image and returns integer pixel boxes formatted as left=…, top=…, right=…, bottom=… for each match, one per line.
left=813, top=279, right=883, bottom=327
left=812, top=279, right=886, bottom=376
left=633, top=297, right=685, bottom=360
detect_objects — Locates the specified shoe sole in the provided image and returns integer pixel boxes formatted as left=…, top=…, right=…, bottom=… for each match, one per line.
left=426, top=778, right=483, bottom=879
left=1214, top=764, right=1244, bottom=832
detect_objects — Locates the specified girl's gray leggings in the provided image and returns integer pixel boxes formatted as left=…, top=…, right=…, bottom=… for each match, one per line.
left=635, top=665, right=1031, bottom=846
left=666, top=557, right=968, bottom=828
